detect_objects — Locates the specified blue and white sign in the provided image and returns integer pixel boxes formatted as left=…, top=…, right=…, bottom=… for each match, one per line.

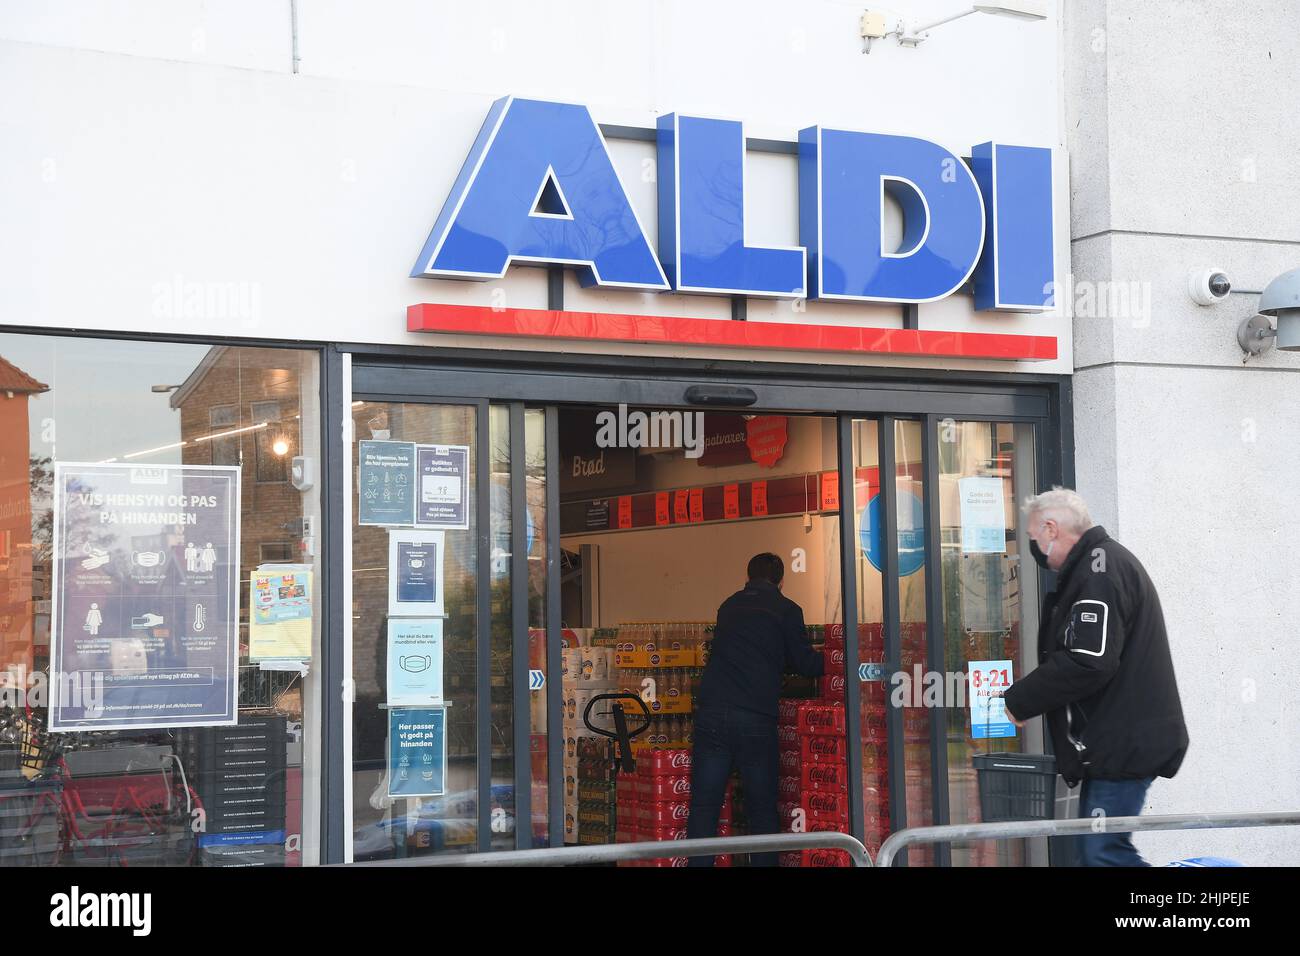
left=416, top=445, right=469, bottom=530
left=413, top=96, right=1055, bottom=310
left=389, top=707, right=447, bottom=798
left=958, top=476, right=1007, bottom=553
left=859, top=490, right=926, bottom=576
left=50, top=462, right=240, bottom=731
left=529, top=669, right=545, bottom=691
left=388, top=529, right=445, bottom=617
left=969, top=659, right=1016, bottom=739
left=387, top=619, right=444, bottom=705
left=358, top=440, right=416, bottom=527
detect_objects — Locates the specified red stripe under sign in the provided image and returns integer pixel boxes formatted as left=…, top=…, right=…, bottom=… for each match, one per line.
left=407, top=304, right=1057, bottom=361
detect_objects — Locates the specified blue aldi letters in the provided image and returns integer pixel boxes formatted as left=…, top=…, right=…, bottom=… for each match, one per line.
left=413, top=95, right=1054, bottom=311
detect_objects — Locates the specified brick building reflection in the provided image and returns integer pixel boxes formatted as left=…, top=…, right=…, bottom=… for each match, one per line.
left=0, top=355, right=48, bottom=676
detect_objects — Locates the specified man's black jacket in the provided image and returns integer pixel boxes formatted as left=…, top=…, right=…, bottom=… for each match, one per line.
left=698, top=578, right=824, bottom=719
left=1004, top=526, right=1188, bottom=786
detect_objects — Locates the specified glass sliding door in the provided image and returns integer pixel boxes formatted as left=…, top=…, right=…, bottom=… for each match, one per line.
left=349, top=400, right=483, bottom=860
left=936, top=419, right=1039, bottom=867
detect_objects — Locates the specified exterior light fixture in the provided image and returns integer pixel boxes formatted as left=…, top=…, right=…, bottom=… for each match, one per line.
left=861, top=2, right=1048, bottom=52
left=1239, top=267, right=1300, bottom=359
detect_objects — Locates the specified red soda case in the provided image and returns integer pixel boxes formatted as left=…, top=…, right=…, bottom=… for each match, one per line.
left=778, top=699, right=800, bottom=724
left=779, top=750, right=802, bottom=774
left=778, top=724, right=801, bottom=751
left=778, top=776, right=802, bottom=799
left=616, top=772, right=639, bottom=802
left=778, top=801, right=799, bottom=830
left=638, top=773, right=692, bottom=801
left=641, top=824, right=688, bottom=842
left=796, top=702, right=846, bottom=736
left=640, top=749, right=692, bottom=775
left=825, top=646, right=847, bottom=669
left=803, top=788, right=850, bottom=823
left=819, top=673, right=847, bottom=700
left=644, top=857, right=689, bottom=868
left=803, top=849, right=853, bottom=868
left=801, top=762, right=850, bottom=792
left=799, top=732, right=847, bottom=765
left=636, top=801, right=691, bottom=827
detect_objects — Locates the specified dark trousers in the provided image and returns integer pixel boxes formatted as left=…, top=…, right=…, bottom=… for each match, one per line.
left=1077, top=776, right=1154, bottom=867
left=686, top=705, right=780, bottom=867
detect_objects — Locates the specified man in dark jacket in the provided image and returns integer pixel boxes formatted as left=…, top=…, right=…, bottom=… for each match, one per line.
left=1003, top=488, right=1188, bottom=867
left=685, top=552, right=825, bottom=866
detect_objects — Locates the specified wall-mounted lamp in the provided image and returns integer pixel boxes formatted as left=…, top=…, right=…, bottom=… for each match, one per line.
left=860, top=1, right=1048, bottom=52
left=1237, top=267, right=1300, bottom=360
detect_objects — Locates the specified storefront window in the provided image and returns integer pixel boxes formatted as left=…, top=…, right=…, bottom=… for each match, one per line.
left=0, top=333, right=321, bottom=867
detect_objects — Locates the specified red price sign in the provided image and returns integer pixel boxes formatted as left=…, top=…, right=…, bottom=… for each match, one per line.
left=655, top=492, right=670, bottom=526
left=969, top=662, right=1014, bottom=697
left=673, top=490, right=690, bottom=524
left=723, top=483, right=740, bottom=520
left=617, top=495, right=633, bottom=529
left=689, top=488, right=704, bottom=522
left=751, top=480, right=768, bottom=517
left=820, top=471, right=839, bottom=511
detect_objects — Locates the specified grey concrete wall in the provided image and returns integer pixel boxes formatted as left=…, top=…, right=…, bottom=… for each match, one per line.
left=1065, top=0, right=1300, bottom=865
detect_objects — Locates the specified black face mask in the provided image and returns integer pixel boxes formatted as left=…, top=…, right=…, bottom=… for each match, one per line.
left=1029, top=539, right=1053, bottom=570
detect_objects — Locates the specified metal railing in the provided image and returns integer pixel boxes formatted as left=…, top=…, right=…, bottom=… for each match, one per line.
left=876, top=809, right=1300, bottom=867
left=341, top=809, right=1300, bottom=868
left=343, top=830, right=873, bottom=867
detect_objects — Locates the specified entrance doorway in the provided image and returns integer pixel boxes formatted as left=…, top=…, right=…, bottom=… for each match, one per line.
left=338, top=353, right=1056, bottom=866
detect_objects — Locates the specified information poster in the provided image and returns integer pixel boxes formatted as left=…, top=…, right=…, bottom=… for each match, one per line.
left=388, top=529, right=445, bottom=617
left=386, top=619, right=444, bottom=705
left=388, top=707, right=447, bottom=798
left=358, top=440, right=416, bottom=526
left=959, top=476, right=1007, bottom=553
left=249, top=565, right=313, bottom=662
left=50, top=462, right=240, bottom=731
left=416, top=445, right=470, bottom=529
left=969, top=659, right=1016, bottom=739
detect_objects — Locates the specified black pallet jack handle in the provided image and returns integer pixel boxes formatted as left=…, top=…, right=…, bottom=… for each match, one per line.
left=583, top=693, right=653, bottom=774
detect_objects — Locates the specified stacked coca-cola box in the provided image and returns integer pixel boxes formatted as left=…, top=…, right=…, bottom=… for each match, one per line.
left=776, top=696, right=851, bottom=867
left=613, top=748, right=734, bottom=867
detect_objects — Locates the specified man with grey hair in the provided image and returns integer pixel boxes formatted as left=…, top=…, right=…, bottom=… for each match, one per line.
left=1003, top=487, right=1188, bottom=866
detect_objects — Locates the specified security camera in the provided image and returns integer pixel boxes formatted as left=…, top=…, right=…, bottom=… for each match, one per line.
left=1189, top=269, right=1232, bottom=306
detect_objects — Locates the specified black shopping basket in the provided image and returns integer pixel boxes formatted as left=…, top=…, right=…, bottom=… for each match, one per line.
left=972, top=753, right=1056, bottom=822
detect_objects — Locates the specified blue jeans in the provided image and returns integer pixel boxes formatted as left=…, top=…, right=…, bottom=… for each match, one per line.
left=1077, top=776, right=1154, bottom=867
left=685, top=705, right=780, bottom=867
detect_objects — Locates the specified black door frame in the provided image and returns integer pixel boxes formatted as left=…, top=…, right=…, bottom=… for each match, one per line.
left=328, top=344, right=1071, bottom=862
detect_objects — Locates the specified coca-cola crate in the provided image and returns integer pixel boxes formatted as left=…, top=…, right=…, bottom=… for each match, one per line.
left=779, top=750, right=802, bottom=775
left=800, top=733, right=847, bottom=765
left=638, top=749, right=692, bottom=776
left=802, top=789, right=850, bottom=824
left=779, top=848, right=852, bottom=868
left=778, top=724, right=800, bottom=751
left=778, top=776, right=802, bottom=800
left=794, top=702, right=846, bottom=736
left=778, top=699, right=801, bottom=725
left=641, top=824, right=688, bottom=842
left=638, top=773, right=692, bottom=802
left=819, top=674, right=847, bottom=700
left=636, top=801, right=691, bottom=828
left=801, top=762, right=849, bottom=792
